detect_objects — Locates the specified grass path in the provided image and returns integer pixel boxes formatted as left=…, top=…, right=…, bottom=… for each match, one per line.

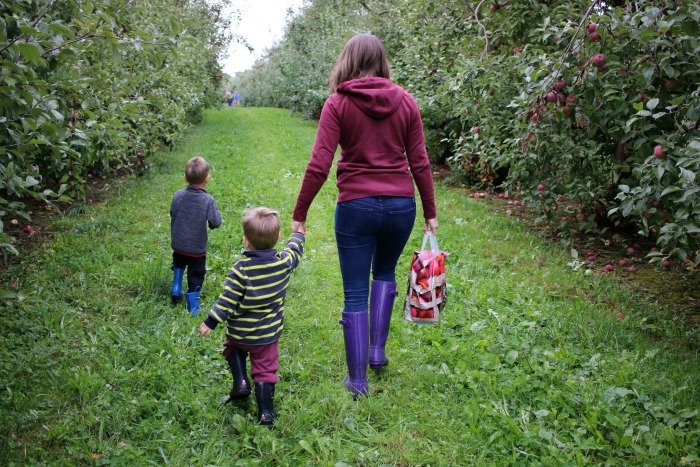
left=1, top=108, right=698, bottom=464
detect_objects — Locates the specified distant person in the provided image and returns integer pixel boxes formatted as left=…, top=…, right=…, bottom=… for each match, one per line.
left=170, top=156, right=222, bottom=315
left=292, top=33, right=438, bottom=397
left=233, top=91, right=241, bottom=105
left=224, top=90, right=233, bottom=106
left=199, top=207, right=305, bottom=426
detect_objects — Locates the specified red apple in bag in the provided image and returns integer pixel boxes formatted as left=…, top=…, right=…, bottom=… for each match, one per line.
left=410, top=306, right=418, bottom=317
left=430, top=260, right=442, bottom=277
left=412, top=256, right=422, bottom=272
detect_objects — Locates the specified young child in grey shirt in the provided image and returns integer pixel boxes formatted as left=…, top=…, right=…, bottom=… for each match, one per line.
left=170, top=156, right=222, bottom=314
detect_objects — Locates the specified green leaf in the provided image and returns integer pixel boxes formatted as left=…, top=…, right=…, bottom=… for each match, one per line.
left=680, top=188, right=699, bottom=202
left=656, top=166, right=665, bottom=180
left=25, top=176, right=40, bottom=187
left=660, top=186, right=681, bottom=197
left=679, top=168, right=696, bottom=183
left=48, top=22, right=75, bottom=40
left=17, top=43, right=45, bottom=65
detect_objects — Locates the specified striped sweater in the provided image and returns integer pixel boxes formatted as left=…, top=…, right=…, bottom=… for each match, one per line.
left=203, top=233, right=304, bottom=345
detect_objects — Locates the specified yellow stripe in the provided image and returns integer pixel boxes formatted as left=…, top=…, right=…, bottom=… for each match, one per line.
left=234, top=312, right=278, bottom=323
left=244, top=268, right=288, bottom=281
left=226, top=325, right=284, bottom=341
left=208, top=311, right=224, bottom=323
left=228, top=318, right=282, bottom=332
left=245, top=275, right=288, bottom=291
left=223, top=285, right=243, bottom=296
left=239, top=296, right=283, bottom=309
left=241, top=258, right=289, bottom=271
left=224, top=277, right=245, bottom=290
left=231, top=267, right=246, bottom=280
left=219, top=294, right=239, bottom=306
left=242, top=284, right=289, bottom=302
left=213, top=302, right=235, bottom=313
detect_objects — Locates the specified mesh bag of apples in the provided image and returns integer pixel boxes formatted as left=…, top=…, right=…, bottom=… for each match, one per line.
left=404, top=234, right=448, bottom=324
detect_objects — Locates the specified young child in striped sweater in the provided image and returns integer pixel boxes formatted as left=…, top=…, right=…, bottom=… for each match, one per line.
left=199, top=207, right=305, bottom=425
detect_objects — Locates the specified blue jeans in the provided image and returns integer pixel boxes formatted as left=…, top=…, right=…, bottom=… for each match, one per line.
left=335, top=196, right=416, bottom=313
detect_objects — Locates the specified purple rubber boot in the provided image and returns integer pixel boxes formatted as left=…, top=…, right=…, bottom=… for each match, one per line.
left=368, top=280, right=397, bottom=369
left=339, top=311, right=369, bottom=397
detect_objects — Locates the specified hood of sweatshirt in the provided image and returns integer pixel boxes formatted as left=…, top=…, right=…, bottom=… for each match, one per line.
left=336, top=77, right=404, bottom=119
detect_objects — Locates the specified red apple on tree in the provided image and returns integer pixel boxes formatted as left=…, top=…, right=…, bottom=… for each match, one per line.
left=545, top=90, right=558, bottom=103
left=635, top=92, right=648, bottom=103
left=588, top=32, right=601, bottom=42
left=586, top=22, right=598, bottom=34
left=562, top=105, right=573, bottom=116
left=537, top=183, right=545, bottom=191
left=565, top=95, right=577, bottom=105
left=554, top=79, right=567, bottom=91
left=653, top=145, right=665, bottom=159
left=591, top=54, right=606, bottom=68
left=490, top=3, right=499, bottom=12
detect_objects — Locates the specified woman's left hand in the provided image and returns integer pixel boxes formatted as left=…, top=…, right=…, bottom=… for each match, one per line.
left=424, top=218, right=438, bottom=235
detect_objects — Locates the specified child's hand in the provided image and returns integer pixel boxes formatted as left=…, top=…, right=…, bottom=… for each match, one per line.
left=198, top=322, right=213, bottom=337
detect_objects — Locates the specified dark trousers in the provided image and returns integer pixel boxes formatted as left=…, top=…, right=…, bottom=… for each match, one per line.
left=172, top=252, right=206, bottom=293
left=334, top=196, right=416, bottom=313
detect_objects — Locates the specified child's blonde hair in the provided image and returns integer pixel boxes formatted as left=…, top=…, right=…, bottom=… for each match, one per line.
left=185, top=156, right=210, bottom=184
left=243, top=207, right=280, bottom=250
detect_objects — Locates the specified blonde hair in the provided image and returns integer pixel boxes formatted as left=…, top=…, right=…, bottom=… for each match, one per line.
left=185, top=156, right=210, bottom=184
left=243, top=207, right=280, bottom=250
left=329, top=33, right=390, bottom=92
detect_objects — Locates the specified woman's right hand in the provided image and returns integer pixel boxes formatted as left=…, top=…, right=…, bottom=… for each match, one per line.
left=424, top=218, right=438, bottom=235
left=292, top=220, right=306, bottom=235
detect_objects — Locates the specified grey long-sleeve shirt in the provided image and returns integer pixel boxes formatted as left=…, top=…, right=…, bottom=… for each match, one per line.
left=170, top=186, right=222, bottom=255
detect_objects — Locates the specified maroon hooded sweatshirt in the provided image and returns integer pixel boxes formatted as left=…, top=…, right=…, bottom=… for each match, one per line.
left=293, top=77, right=437, bottom=222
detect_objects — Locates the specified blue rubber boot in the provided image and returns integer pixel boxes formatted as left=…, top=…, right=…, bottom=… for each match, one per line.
left=186, top=290, right=201, bottom=316
left=171, top=268, right=185, bottom=302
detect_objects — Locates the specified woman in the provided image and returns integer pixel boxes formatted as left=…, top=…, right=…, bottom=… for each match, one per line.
left=292, top=34, right=438, bottom=397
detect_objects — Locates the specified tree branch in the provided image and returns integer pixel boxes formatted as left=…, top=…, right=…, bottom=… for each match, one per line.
left=464, top=0, right=489, bottom=59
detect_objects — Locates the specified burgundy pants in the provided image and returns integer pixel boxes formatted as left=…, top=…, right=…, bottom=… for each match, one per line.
left=222, top=339, right=279, bottom=383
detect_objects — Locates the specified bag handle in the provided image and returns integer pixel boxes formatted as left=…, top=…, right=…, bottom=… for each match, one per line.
left=420, top=233, right=440, bottom=252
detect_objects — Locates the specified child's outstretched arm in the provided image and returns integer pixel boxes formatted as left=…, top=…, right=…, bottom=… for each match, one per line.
left=199, top=263, right=245, bottom=335
left=207, top=198, right=222, bottom=229
left=280, top=232, right=305, bottom=271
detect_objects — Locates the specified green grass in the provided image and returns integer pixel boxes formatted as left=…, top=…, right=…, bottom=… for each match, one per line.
left=1, top=107, right=698, bottom=465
